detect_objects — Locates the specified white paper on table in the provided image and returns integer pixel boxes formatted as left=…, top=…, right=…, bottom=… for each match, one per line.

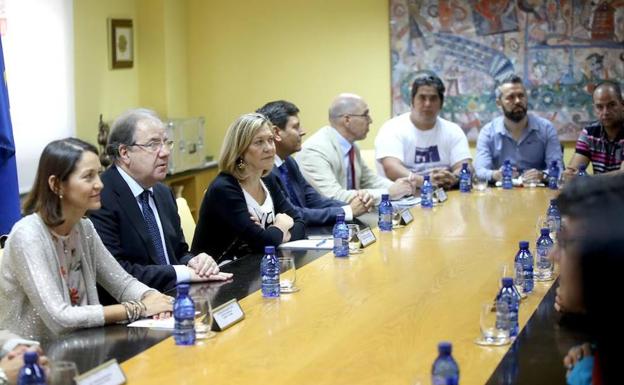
left=278, top=239, right=333, bottom=250
left=392, top=196, right=421, bottom=208
left=127, top=317, right=174, bottom=329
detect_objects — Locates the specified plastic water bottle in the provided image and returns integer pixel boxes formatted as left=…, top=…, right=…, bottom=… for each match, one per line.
left=173, top=283, right=196, bottom=345
left=577, top=164, right=587, bottom=177
left=332, top=214, right=349, bottom=257
left=421, top=175, right=433, bottom=209
left=431, top=342, right=459, bottom=385
left=502, top=160, right=513, bottom=190
left=535, top=228, right=554, bottom=281
left=459, top=162, right=471, bottom=193
left=514, top=241, right=534, bottom=293
left=546, top=199, right=561, bottom=236
left=547, top=160, right=559, bottom=190
left=261, top=246, right=280, bottom=297
left=378, top=194, right=393, bottom=232
left=497, top=277, right=520, bottom=337
left=17, top=351, right=46, bottom=385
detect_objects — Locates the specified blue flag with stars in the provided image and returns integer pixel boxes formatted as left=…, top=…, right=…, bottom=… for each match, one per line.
left=0, top=35, right=21, bottom=237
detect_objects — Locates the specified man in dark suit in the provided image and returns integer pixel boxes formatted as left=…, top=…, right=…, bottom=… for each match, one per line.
left=257, top=101, right=370, bottom=226
left=90, top=108, right=231, bottom=292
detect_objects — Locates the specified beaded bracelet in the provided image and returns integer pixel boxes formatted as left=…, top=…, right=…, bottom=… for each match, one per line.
left=121, top=301, right=146, bottom=323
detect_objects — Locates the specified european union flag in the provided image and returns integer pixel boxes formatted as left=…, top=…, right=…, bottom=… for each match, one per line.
left=0, top=36, right=21, bottom=236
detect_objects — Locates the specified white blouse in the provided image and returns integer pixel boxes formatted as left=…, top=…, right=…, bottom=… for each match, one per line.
left=241, top=179, right=275, bottom=229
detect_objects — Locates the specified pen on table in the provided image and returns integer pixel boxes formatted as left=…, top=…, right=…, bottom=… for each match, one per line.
left=315, top=238, right=328, bottom=247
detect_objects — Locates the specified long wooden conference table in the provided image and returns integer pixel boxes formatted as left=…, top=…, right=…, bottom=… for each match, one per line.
left=42, top=188, right=590, bottom=384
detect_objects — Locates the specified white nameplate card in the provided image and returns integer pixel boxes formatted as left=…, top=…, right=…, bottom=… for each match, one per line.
left=434, top=188, right=447, bottom=203
left=399, top=209, right=414, bottom=225
left=356, top=228, right=376, bottom=248
left=213, top=298, right=245, bottom=331
left=75, top=359, right=126, bottom=385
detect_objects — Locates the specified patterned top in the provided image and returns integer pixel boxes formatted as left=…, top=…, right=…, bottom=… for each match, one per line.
left=49, top=228, right=87, bottom=306
left=575, top=121, right=624, bottom=174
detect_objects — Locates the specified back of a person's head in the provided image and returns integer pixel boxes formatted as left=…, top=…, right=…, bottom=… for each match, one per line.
left=559, top=175, right=624, bottom=385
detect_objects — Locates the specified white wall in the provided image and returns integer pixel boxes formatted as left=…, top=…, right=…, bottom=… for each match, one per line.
left=3, top=0, right=74, bottom=193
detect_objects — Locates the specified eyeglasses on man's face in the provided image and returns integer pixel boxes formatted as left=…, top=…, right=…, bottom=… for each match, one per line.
left=343, top=111, right=371, bottom=121
left=130, top=139, right=174, bottom=153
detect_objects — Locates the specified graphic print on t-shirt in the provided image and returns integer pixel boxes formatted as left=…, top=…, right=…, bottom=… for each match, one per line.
left=414, top=146, right=440, bottom=164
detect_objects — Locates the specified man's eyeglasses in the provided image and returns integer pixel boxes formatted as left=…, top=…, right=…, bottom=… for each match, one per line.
left=343, top=112, right=371, bottom=120
left=130, top=140, right=174, bottom=153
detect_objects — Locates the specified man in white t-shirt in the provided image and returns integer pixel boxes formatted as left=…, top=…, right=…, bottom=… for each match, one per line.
left=375, top=73, right=472, bottom=189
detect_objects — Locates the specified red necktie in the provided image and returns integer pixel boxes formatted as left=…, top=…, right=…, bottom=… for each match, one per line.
left=348, top=146, right=356, bottom=190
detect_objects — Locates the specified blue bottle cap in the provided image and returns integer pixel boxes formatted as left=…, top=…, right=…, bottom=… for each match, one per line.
left=335, top=213, right=345, bottom=222
left=438, top=341, right=452, bottom=355
left=381, top=194, right=389, bottom=200
left=23, top=351, right=38, bottom=364
left=519, top=241, right=529, bottom=249
left=504, top=159, right=511, bottom=165
left=550, top=199, right=557, bottom=204
left=579, top=164, right=586, bottom=171
left=264, top=245, right=276, bottom=254
left=502, top=277, right=514, bottom=287
left=540, top=228, right=550, bottom=236
left=424, top=175, right=430, bottom=181
left=462, top=162, right=468, bottom=168
left=177, top=283, right=190, bottom=294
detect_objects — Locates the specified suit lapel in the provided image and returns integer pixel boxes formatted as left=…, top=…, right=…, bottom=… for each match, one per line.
left=324, top=127, right=348, bottom=189
left=109, top=167, right=160, bottom=264
left=285, top=158, right=304, bottom=204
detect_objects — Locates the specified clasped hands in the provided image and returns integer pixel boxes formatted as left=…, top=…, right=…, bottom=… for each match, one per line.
left=187, top=253, right=233, bottom=282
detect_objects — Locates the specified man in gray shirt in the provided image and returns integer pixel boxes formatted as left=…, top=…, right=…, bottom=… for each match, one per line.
left=475, top=74, right=563, bottom=183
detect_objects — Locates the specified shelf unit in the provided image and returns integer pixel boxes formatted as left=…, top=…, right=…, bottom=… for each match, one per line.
left=164, top=162, right=219, bottom=222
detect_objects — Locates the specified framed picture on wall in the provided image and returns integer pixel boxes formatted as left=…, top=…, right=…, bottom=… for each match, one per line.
left=110, top=19, right=133, bottom=69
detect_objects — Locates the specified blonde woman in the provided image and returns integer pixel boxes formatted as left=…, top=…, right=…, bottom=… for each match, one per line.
left=0, top=138, right=172, bottom=339
left=191, top=113, right=305, bottom=261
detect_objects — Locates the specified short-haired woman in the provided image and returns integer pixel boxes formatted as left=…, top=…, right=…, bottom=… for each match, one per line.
left=0, top=138, right=172, bottom=339
left=191, top=113, right=305, bottom=261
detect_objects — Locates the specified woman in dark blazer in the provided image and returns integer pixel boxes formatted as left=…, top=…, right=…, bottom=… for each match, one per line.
left=191, top=113, right=305, bottom=261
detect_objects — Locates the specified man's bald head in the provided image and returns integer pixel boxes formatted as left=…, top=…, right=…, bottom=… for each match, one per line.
left=329, top=94, right=365, bottom=124
left=327, top=93, right=372, bottom=143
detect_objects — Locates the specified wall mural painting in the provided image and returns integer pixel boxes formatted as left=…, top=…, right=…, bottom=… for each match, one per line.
left=390, top=0, right=624, bottom=141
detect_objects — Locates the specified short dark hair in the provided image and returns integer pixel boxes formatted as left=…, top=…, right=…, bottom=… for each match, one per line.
left=495, top=74, right=524, bottom=99
left=256, top=100, right=300, bottom=130
left=556, top=174, right=624, bottom=219
left=107, top=108, right=162, bottom=162
left=593, top=80, right=623, bottom=102
left=557, top=174, right=624, bottom=385
left=410, top=72, right=445, bottom=107
left=23, top=138, right=98, bottom=227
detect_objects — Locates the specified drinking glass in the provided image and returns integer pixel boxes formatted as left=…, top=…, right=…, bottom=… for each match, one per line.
left=347, top=224, right=363, bottom=254
left=49, top=361, right=79, bottom=385
left=475, top=302, right=511, bottom=346
left=279, top=257, right=299, bottom=293
left=537, top=215, right=558, bottom=242
left=500, top=262, right=526, bottom=299
left=192, top=295, right=216, bottom=339
left=391, top=208, right=403, bottom=229
left=474, top=176, right=488, bottom=192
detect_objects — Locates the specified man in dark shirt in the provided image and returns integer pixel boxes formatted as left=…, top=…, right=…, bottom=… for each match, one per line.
left=565, top=81, right=624, bottom=179
left=257, top=100, right=369, bottom=226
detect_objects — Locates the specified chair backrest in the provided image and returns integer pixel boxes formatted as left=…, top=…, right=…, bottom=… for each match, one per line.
left=176, top=197, right=196, bottom=243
